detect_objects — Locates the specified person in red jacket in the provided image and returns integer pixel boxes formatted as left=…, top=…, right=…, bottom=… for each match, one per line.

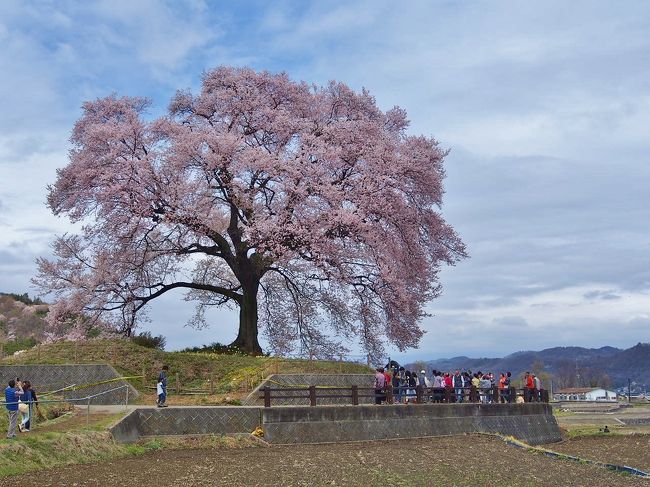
left=382, top=368, right=392, bottom=403
left=524, top=372, right=535, bottom=402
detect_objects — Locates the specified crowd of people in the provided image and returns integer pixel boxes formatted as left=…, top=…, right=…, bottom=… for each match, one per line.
left=373, top=366, right=544, bottom=405
left=4, top=377, right=39, bottom=439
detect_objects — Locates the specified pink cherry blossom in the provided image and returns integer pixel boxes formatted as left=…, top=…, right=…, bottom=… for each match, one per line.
left=34, top=66, right=466, bottom=358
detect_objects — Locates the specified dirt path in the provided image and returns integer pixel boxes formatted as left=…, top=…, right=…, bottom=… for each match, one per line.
left=9, top=435, right=647, bottom=487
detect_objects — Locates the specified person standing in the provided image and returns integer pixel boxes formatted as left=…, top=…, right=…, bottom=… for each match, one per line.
left=453, top=370, right=464, bottom=403
left=419, top=370, right=430, bottom=402
left=433, top=370, right=444, bottom=403
left=391, top=368, right=401, bottom=403
left=525, top=372, right=535, bottom=402
left=382, top=368, right=392, bottom=402
left=374, top=368, right=386, bottom=405
left=407, top=371, right=418, bottom=403
left=157, top=365, right=169, bottom=407
left=498, top=373, right=507, bottom=403
left=19, top=380, right=37, bottom=432
left=504, top=371, right=512, bottom=403
left=471, top=373, right=480, bottom=403
left=533, top=374, right=541, bottom=402
left=5, top=379, right=23, bottom=439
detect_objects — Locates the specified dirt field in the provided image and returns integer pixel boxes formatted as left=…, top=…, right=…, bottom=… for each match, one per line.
left=550, top=434, right=650, bottom=471
left=9, top=435, right=648, bottom=487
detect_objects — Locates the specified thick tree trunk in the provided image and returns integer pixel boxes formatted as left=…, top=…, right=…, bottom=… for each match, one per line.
left=230, top=284, right=262, bottom=355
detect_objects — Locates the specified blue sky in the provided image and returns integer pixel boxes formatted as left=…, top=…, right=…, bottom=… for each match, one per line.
left=1, top=1, right=649, bottom=361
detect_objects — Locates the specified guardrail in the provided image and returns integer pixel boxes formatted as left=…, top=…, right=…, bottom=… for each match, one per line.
left=2, top=384, right=131, bottom=429
left=260, top=385, right=550, bottom=407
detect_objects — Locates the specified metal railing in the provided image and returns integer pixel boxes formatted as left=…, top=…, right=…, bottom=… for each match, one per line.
left=260, top=385, right=550, bottom=407
left=2, top=384, right=131, bottom=429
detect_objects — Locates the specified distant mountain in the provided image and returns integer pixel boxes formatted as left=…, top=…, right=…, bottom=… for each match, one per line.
left=407, top=343, right=648, bottom=389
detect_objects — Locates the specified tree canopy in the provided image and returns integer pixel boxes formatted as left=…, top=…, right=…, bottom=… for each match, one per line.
left=35, top=66, right=466, bottom=358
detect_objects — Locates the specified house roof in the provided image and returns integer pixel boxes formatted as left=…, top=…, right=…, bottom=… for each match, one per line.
left=555, top=387, right=609, bottom=394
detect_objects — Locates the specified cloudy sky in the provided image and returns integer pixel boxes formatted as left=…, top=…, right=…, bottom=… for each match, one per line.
left=1, top=1, right=648, bottom=361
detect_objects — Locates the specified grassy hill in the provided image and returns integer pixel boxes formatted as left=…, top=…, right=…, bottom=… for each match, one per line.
left=0, top=293, right=371, bottom=400
left=1, top=339, right=371, bottom=397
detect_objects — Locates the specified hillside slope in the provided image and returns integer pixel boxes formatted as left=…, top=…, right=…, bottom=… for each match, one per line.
left=1, top=339, right=371, bottom=394
left=0, top=293, right=48, bottom=341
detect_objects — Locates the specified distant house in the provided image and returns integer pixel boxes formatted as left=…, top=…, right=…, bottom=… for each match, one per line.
left=553, top=387, right=617, bottom=402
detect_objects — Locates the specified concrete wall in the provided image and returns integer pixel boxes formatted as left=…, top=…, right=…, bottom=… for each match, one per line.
left=262, top=403, right=561, bottom=446
left=110, top=403, right=560, bottom=446
left=0, top=364, right=139, bottom=405
left=243, top=374, right=375, bottom=406
left=110, top=406, right=262, bottom=442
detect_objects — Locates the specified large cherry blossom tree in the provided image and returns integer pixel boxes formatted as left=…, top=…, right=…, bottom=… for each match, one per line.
left=35, top=66, right=466, bottom=357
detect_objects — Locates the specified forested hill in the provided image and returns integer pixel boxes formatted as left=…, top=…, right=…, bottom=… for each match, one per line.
left=411, top=343, right=650, bottom=389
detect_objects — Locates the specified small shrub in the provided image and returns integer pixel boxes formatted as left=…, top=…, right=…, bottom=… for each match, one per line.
left=131, top=331, right=166, bottom=350
left=3, top=337, right=38, bottom=355
left=143, top=439, right=164, bottom=450
left=180, top=342, right=250, bottom=356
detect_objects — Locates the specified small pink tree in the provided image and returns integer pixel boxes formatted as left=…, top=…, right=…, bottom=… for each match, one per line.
left=34, top=66, right=466, bottom=357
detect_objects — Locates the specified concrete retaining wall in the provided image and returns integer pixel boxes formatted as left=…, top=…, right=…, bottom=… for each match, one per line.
left=0, top=364, right=139, bottom=405
left=110, top=406, right=262, bottom=442
left=110, top=403, right=560, bottom=446
left=262, top=403, right=561, bottom=445
left=243, top=374, right=374, bottom=406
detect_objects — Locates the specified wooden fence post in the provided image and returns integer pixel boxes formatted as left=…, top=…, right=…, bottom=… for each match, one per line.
left=470, top=385, right=478, bottom=403
left=351, top=385, right=359, bottom=405
left=492, top=385, right=499, bottom=404
left=444, top=387, right=451, bottom=403
left=309, top=385, right=316, bottom=407
left=264, top=386, right=271, bottom=408
left=209, top=379, right=215, bottom=395
left=175, top=373, right=180, bottom=394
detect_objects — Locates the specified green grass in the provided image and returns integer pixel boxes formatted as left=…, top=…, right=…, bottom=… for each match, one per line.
left=0, top=431, right=125, bottom=477
left=1, top=339, right=371, bottom=395
left=0, top=404, right=75, bottom=432
left=564, top=425, right=625, bottom=438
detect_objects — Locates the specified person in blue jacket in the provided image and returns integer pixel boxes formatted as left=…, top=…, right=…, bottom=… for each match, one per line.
left=19, top=380, right=38, bottom=432
left=5, top=379, right=23, bottom=439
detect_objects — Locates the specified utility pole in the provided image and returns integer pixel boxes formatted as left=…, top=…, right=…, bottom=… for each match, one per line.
left=628, top=378, right=631, bottom=404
